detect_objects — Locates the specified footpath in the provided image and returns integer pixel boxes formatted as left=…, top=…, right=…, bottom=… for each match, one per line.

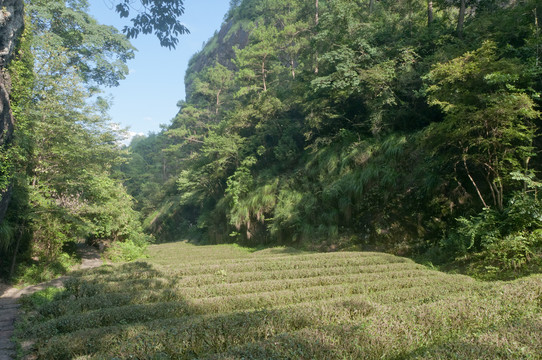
left=0, top=245, right=102, bottom=360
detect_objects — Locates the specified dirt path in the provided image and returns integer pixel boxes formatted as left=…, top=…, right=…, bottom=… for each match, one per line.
left=0, top=244, right=102, bottom=360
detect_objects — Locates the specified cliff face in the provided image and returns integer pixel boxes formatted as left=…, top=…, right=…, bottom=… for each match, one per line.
left=184, top=18, right=250, bottom=102
left=0, top=0, right=24, bottom=145
left=0, top=0, right=24, bottom=223
left=0, top=0, right=23, bottom=66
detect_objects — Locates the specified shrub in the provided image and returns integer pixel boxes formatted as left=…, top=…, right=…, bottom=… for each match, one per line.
left=442, top=192, right=542, bottom=276
left=16, top=252, right=78, bottom=285
left=20, top=287, right=65, bottom=310
left=485, top=231, right=542, bottom=270
left=105, top=239, right=149, bottom=262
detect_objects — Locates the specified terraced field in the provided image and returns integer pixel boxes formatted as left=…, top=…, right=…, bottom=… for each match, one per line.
left=16, top=242, right=542, bottom=359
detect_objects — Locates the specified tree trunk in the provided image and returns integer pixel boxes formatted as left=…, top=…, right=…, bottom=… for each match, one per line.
left=496, top=177, right=503, bottom=211
left=0, top=0, right=24, bottom=225
left=314, top=0, right=319, bottom=74
left=485, top=174, right=497, bottom=208
left=427, top=0, right=434, bottom=26
left=261, top=59, right=267, bottom=92
left=463, top=155, right=489, bottom=209
left=315, top=0, right=319, bottom=24
left=369, top=0, right=375, bottom=14
left=457, top=0, right=466, bottom=38
left=535, top=8, right=539, bottom=67
left=216, top=89, right=221, bottom=115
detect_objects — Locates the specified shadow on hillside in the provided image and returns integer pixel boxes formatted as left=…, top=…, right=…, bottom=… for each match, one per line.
left=413, top=250, right=542, bottom=282
left=182, top=237, right=302, bottom=252
left=66, top=261, right=169, bottom=294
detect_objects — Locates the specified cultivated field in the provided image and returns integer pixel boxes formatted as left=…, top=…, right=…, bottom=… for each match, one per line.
left=16, top=242, right=542, bottom=359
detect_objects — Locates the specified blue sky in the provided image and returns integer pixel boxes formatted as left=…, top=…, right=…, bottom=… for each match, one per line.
left=89, top=0, right=231, bottom=139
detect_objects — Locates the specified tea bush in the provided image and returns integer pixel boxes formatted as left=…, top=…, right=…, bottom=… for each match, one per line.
left=15, top=242, right=542, bottom=359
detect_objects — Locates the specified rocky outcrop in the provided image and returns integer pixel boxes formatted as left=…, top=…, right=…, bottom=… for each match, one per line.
left=0, top=0, right=24, bottom=143
left=0, top=0, right=23, bottom=67
left=184, top=19, right=250, bottom=101
left=0, top=0, right=24, bottom=224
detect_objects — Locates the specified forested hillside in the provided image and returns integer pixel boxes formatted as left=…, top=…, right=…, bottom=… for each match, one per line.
left=123, top=0, right=542, bottom=277
left=1, top=0, right=541, bottom=282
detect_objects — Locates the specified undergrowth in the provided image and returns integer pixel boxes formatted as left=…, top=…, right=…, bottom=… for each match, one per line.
left=15, top=252, right=78, bottom=285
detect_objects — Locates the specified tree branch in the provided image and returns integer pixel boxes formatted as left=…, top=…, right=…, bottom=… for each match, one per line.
left=463, top=155, right=489, bottom=208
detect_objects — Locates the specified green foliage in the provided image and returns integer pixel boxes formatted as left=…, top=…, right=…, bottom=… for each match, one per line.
left=444, top=191, right=542, bottom=274
left=0, top=221, right=17, bottom=265
left=425, top=40, right=539, bottom=211
left=17, top=252, right=78, bottom=285
left=119, top=0, right=542, bottom=276
left=1, top=17, right=33, bottom=188
left=16, top=28, right=144, bottom=265
left=444, top=208, right=501, bottom=255
left=115, top=0, right=189, bottom=49
left=80, top=173, right=146, bottom=243
left=226, top=156, right=256, bottom=206
left=1, top=3, right=147, bottom=280
left=28, top=0, right=135, bottom=87
left=484, top=231, right=541, bottom=271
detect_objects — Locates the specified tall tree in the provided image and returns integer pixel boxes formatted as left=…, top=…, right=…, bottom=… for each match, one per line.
left=427, top=0, right=434, bottom=25
left=425, top=41, right=540, bottom=210
left=314, top=0, right=319, bottom=74
left=235, top=24, right=280, bottom=94
left=0, top=0, right=158, bottom=278
left=457, top=0, right=466, bottom=37
left=0, top=0, right=188, bottom=226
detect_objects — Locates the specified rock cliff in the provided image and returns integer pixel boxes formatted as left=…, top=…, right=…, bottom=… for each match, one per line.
left=184, top=18, right=250, bottom=102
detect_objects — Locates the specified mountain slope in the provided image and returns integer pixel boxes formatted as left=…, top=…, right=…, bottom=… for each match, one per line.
left=123, top=0, right=542, bottom=276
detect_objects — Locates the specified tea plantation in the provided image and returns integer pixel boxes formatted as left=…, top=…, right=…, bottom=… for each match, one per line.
left=16, top=242, right=542, bottom=359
